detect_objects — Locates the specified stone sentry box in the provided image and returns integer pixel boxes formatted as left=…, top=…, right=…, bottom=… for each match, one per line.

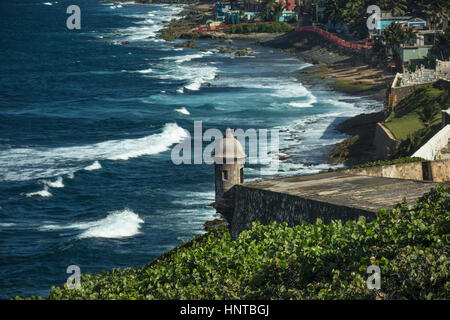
left=211, top=129, right=438, bottom=239
left=213, top=128, right=246, bottom=201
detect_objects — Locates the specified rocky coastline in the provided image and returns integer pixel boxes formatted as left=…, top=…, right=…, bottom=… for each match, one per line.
left=112, top=0, right=392, bottom=166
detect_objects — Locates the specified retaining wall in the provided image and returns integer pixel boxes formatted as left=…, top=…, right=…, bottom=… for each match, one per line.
left=412, top=125, right=450, bottom=160
left=374, top=122, right=401, bottom=160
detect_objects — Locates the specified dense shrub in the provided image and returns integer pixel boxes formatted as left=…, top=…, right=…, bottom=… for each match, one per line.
left=227, top=23, right=293, bottom=34
left=16, top=185, right=449, bottom=300
left=352, top=157, right=425, bottom=169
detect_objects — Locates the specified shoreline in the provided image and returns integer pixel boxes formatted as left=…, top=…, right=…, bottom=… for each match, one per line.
left=154, top=1, right=394, bottom=165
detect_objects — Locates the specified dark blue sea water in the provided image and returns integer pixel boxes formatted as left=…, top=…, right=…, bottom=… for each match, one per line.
left=0, top=0, right=380, bottom=298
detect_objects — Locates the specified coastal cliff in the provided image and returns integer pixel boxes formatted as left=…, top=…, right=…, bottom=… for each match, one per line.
left=15, top=185, right=449, bottom=300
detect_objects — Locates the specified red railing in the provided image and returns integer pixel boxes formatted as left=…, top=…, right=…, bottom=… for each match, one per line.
left=294, top=26, right=362, bottom=51
left=194, top=23, right=362, bottom=51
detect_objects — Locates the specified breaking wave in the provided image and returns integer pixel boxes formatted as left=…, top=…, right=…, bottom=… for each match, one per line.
left=0, top=123, right=188, bottom=182
left=39, top=209, right=144, bottom=239
left=174, top=107, right=190, bottom=115
left=25, top=186, right=52, bottom=198
left=84, top=161, right=102, bottom=171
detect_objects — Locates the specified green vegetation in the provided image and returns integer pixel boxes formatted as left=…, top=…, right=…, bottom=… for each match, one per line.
left=430, top=28, right=450, bottom=62
left=310, top=0, right=449, bottom=37
left=257, top=0, right=285, bottom=22
left=384, top=82, right=449, bottom=157
left=16, top=185, right=449, bottom=300
left=351, top=157, right=425, bottom=169
left=329, top=80, right=377, bottom=93
left=226, top=23, right=293, bottom=34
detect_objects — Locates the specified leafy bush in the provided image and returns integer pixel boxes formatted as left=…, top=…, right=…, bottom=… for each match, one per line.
left=15, top=185, right=449, bottom=300
left=352, top=157, right=425, bottom=169
left=226, top=23, right=292, bottom=34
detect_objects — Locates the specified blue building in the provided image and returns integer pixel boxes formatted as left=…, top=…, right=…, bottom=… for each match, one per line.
left=373, top=12, right=426, bottom=35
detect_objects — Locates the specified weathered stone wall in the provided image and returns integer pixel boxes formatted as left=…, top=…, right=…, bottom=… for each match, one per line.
left=230, top=185, right=373, bottom=239
left=215, top=163, right=243, bottom=201
left=345, top=159, right=450, bottom=182
left=430, top=159, right=450, bottom=182
left=346, top=161, right=424, bottom=180
left=386, top=82, right=431, bottom=110
left=374, top=122, right=400, bottom=160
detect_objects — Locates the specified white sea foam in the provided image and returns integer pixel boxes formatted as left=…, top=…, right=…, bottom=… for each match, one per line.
left=40, top=209, right=144, bottom=239
left=42, top=176, right=64, bottom=188
left=112, top=6, right=184, bottom=42
left=163, top=53, right=204, bottom=64
left=122, top=68, right=153, bottom=74
left=179, top=65, right=217, bottom=92
left=84, top=161, right=102, bottom=171
left=25, top=186, right=52, bottom=198
left=43, top=2, right=52, bottom=5
left=0, top=223, right=16, bottom=227
left=174, top=107, right=190, bottom=115
left=0, top=123, right=189, bottom=182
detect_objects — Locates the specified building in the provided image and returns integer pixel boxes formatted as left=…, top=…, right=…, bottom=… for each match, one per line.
left=399, top=30, right=444, bottom=66
left=213, top=128, right=246, bottom=202
left=371, top=12, right=426, bottom=37
left=243, top=0, right=296, bottom=15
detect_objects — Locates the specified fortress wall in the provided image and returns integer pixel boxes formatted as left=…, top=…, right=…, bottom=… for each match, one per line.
left=430, top=159, right=450, bottom=182
left=345, top=159, right=450, bottom=182
left=230, top=185, right=373, bottom=239
left=374, top=122, right=401, bottom=160
left=346, top=162, right=424, bottom=180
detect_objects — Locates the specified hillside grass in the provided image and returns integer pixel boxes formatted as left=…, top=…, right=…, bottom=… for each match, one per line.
left=330, top=80, right=378, bottom=93
left=15, top=185, right=449, bottom=300
left=384, top=85, right=448, bottom=141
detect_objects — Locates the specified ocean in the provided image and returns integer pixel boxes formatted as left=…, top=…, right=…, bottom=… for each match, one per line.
left=0, top=0, right=380, bottom=298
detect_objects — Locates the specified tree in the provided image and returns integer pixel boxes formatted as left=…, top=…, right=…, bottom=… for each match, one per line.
left=382, top=22, right=406, bottom=63
left=258, top=0, right=286, bottom=22
left=325, top=0, right=345, bottom=25
left=408, top=0, right=450, bottom=30
left=416, top=103, right=440, bottom=128
left=372, top=37, right=388, bottom=65
left=377, top=0, right=408, bottom=16
left=430, top=28, right=450, bottom=61
left=343, top=0, right=369, bottom=38
left=403, top=28, right=417, bottom=46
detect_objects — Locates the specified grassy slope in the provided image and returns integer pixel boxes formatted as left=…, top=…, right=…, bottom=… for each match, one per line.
left=16, top=185, right=449, bottom=300
left=384, top=85, right=447, bottom=140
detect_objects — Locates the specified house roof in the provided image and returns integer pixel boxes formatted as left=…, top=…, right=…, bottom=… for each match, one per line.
left=380, top=11, right=412, bottom=20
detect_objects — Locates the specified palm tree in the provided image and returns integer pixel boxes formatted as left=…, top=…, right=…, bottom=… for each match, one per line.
left=382, top=22, right=405, bottom=62
left=378, top=0, right=408, bottom=16
left=408, top=0, right=450, bottom=30
left=272, top=1, right=285, bottom=22
left=342, top=0, right=369, bottom=37
left=258, top=0, right=286, bottom=22
left=372, top=37, right=388, bottom=65
left=430, top=28, right=450, bottom=61
left=403, top=28, right=417, bottom=46
left=416, top=103, right=440, bottom=128
left=325, top=0, right=345, bottom=26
